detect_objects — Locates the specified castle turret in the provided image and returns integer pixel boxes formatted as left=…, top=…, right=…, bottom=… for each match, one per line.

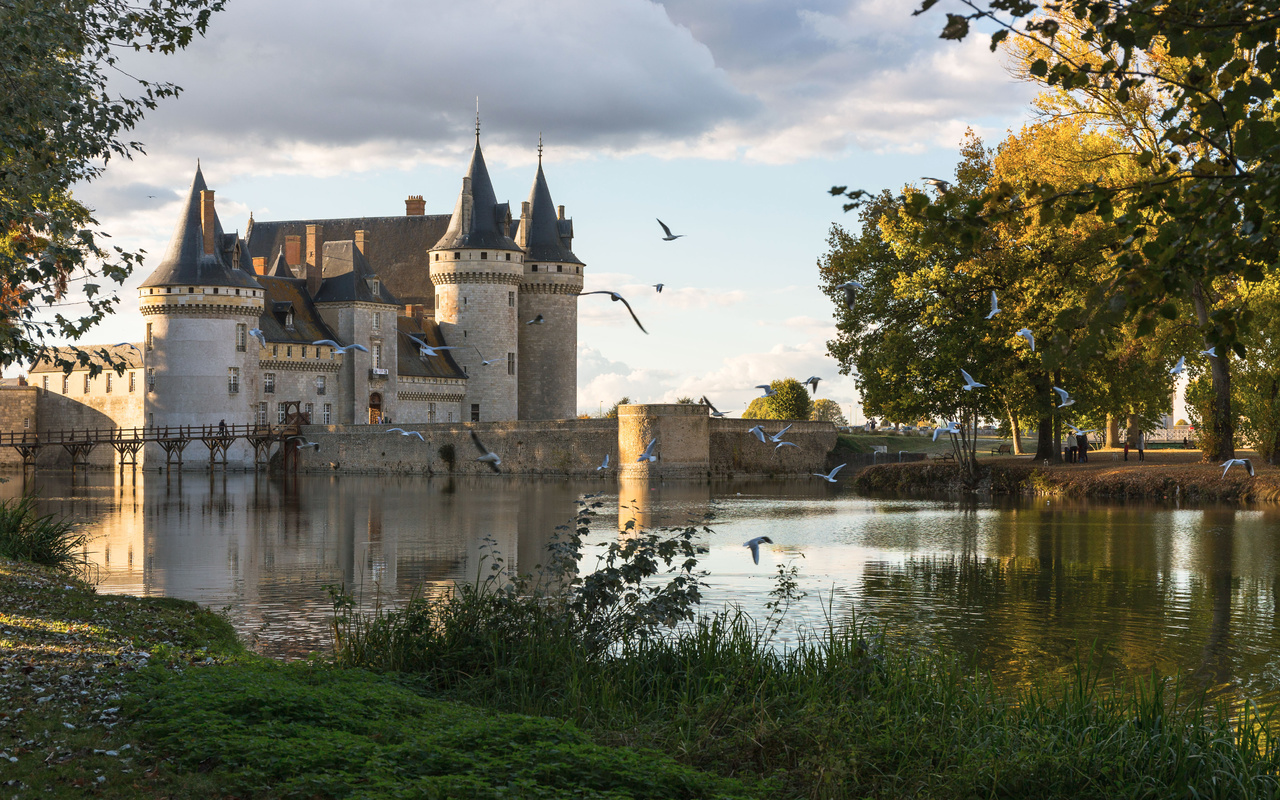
left=428, top=131, right=522, bottom=422
left=138, top=166, right=265, bottom=442
left=515, top=148, right=582, bottom=420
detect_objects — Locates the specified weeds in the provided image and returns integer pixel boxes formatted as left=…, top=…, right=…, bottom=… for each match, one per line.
left=0, top=493, right=89, bottom=575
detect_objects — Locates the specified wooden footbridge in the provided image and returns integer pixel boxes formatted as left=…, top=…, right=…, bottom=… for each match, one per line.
left=0, top=401, right=312, bottom=474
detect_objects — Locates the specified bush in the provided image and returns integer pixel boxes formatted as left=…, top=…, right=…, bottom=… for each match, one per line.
left=0, top=493, right=88, bottom=574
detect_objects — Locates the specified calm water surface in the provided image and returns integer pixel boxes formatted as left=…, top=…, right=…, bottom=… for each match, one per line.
left=13, top=472, right=1280, bottom=707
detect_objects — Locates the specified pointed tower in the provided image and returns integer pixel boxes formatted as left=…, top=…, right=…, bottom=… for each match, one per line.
left=428, top=126, right=522, bottom=422
left=138, top=166, right=265, bottom=447
left=515, top=144, right=583, bottom=420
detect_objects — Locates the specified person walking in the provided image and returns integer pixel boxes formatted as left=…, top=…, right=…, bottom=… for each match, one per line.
left=1136, top=431, right=1145, bottom=462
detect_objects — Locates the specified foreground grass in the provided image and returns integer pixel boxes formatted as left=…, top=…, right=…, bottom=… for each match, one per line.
left=0, top=493, right=90, bottom=572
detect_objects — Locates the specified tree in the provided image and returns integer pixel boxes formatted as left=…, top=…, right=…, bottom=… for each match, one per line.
left=2, top=0, right=224, bottom=371
left=674, top=396, right=695, bottom=404
left=810, top=398, right=847, bottom=425
left=602, top=396, right=631, bottom=419
left=744, top=379, right=812, bottom=421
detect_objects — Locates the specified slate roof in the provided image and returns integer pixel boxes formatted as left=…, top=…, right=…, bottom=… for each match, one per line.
left=517, top=161, right=582, bottom=265
left=266, top=247, right=294, bottom=278
left=254, top=275, right=339, bottom=345
left=31, top=344, right=143, bottom=373
left=313, top=241, right=401, bottom=305
left=246, top=214, right=447, bottom=307
left=432, top=137, right=521, bottom=253
left=396, top=317, right=466, bottom=380
left=140, top=167, right=263, bottom=290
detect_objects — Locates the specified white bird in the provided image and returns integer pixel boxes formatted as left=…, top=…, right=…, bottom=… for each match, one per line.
left=386, top=428, right=425, bottom=441
left=748, top=425, right=767, bottom=443
left=653, top=284, right=664, bottom=293
left=775, top=441, right=799, bottom=451
left=1066, top=424, right=1098, bottom=436
left=470, top=430, right=502, bottom=473
left=744, top=535, right=773, bottom=565
left=1016, top=328, right=1035, bottom=352
left=1201, top=347, right=1217, bottom=358
left=803, top=376, right=822, bottom=395
left=577, top=291, right=647, bottom=333
left=835, top=280, right=864, bottom=309
left=813, top=464, right=847, bottom=483
left=755, top=384, right=776, bottom=398
left=1222, top=458, right=1255, bottom=478
left=527, top=314, right=545, bottom=325
left=247, top=329, right=267, bottom=349
left=700, top=396, right=727, bottom=417
left=986, top=291, right=999, bottom=319
left=473, top=346, right=498, bottom=366
left=1052, top=386, right=1075, bottom=408
left=1170, top=356, right=1186, bottom=376
left=637, top=438, right=659, bottom=462
left=933, top=421, right=959, bottom=441
left=960, top=369, right=985, bottom=391
left=767, top=424, right=794, bottom=443
left=287, top=435, right=320, bottom=451
left=113, top=342, right=141, bottom=353
left=922, top=177, right=951, bottom=191
left=596, top=453, right=610, bottom=471
left=313, top=339, right=369, bottom=354
left=419, top=344, right=457, bottom=358
left=657, top=219, right=684, bottom=241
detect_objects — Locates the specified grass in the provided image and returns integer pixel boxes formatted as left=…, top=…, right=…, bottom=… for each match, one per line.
left=0, top=493, right=89, bottom=574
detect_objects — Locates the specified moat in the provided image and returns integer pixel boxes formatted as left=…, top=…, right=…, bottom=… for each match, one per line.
left=12, top=472, right=1280, bottom=708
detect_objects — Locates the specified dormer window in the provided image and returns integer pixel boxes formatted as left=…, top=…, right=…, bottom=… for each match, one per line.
left=368, top=278, right=380, bottom=296
left=285, top=311, right=294, bottom=329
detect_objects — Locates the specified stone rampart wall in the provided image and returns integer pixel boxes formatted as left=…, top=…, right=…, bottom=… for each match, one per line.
left=710, top=418, right=838, bottom=477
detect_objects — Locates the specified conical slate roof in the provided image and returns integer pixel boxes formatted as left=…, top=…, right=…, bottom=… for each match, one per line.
left=140, top=166, right=263, bottom=289
left=517, top=160, right=582, bottom=265
left=266, top=247, right=294, bottom=278
left=431, top=138, right=520, bottom=252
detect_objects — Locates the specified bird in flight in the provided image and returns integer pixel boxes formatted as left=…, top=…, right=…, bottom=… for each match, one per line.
left=113, top=342, right=142, bottom=355
left=755, top=384, right=776, bottom=398
left=386, top=428, right=425, bottom=441
left=813, top=463, right=847, bottom=483
left=470, top=431, right=501, bottom=472
left=404, top=333, right=456, bottom=359
left=700, top=396, right=727, bottom=417
left=1222, top=458, right=1255, bottom=478
left=472, top=346, right=498, bottom=366
left=527, top=314, right=545, bottom=325
left=637, top=438, right=659, bottom=462
left=803, top=376, right=822, bottom=395
left=1052, top=386, right=1075, bottom=408
left=578, top=291, right=647, bottom=333
left=657, top=219, right=684, bottom=241
left=933, top=421, right=959, bottom=441
left=596, top=453, right=610, bottom=471
left=767, top=424, right=794, bottom=444
left=960, top=369, right=985, bottom=391
left=744, top=536, right=773, bottom=565
left=1016, top=328, right=1035, bottom=352
left=1170, top=356, right=1186, bottom=376
left=835, top=280, right=864, bottom=310
left=922, top=177, right=951, bottom=191
left=749, top=425, right=767, bottom=443
left=1200, top=347, right=1217, bottom=358
left=775, top=440, right=799, bottom=451
left=248, top=328, right=267, bottom=349
left=287, top=435, right=320, bottom=451
left=1067, top=424, right=1098, bottom=436
left=313, top=339, right=369, bottom=354
left=653, top=284, right=664, bottom=293
left=986, top=291, right=1000, bottom=320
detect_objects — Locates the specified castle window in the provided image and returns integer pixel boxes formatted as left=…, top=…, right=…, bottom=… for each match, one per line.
left=507, top=353, right=515, bottom=375
left=286, top=346, right=292, bottom=358
left=285, top=311, right=294, bottom=329
left=372, top=313, right=380, bottom=331
left=453, top=252, right=460, bottom=260
left=532, top=264, right=538, bottom=272
left=146, top=323, right=153, bottom=351
left=105, top=373, right=112, bottom=394
left=83, top=374, right=90, bottom=394
left=41, top=376, right=48, bottom=392
left=428, top=402, right=436, bottom=423
left=129, top=372, right=135, bottom=393
left=146, top=369, right=155, bottom=391
left=257, top=402, right=267, bottom=426
left=508, top=292, right=514, bottom=307
left=272, top=345, right=278, bottom=357
left=447, top=410, right=454, bottom=422
left=236, top=289, right=240, bottom=296
left=148, top=412, right=154, bottom=427
left=166, top=287, right=171, bottom=293
left=471, top=404, right=480, bottom=422
left=505, top=253, right=511, bottom=261
left=264, top=373, right=275, bottom=394
left=481, top=252, right=488, bottom=260
left=188, top=287, right=194, bottom=293
left=22, top=417, right=28, bottom=430
left=302, top=346, right=308, bottom=358
left=576, top=267, right=580, bottom=274
left=213, top=288, right=219, bottom=294
left=557, top=265, right=563, bottom=273
left=305, top=402, right=313, bottom=420
left=62, top=375, right=69, bottom=394
left=277, top=403, right=287, bottom=424
left=434, top=253, right=439, bottom=261
left=323, top=403, right=332, bottom=424
left=228, top=368, right=240, bottom=394
left=368, top=279, right=380, bottom=296
left=316, top=376, right=326, bottom=395
left=236, top=324, right=247, bottom=352
left=372, top=343, right=382, bottom=369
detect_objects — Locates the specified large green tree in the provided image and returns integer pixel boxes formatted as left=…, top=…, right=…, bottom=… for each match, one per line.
left=743, top=379, right=813, bottom=421
left=2, top=0, right=223, bottom=371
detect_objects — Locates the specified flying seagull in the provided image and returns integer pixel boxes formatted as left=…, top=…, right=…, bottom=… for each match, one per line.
left=657, top=219, right=684, bottom=241
left=1016, top=328, right=1035, bottom=352
left=922, top=177, right=951, bottom=191
left=755, top=384, right=776, bottom=398
left=835, top=280, right=864, bottom=310
left=700, top=396, right=727, bottom=417
left=1170, top=356, right=1186, bottom=376
left=748, top=425, right=767, bottom=443
left=933, top=421, right=960, bottom=441
left=1200, top=347, right=1217, bottom=358
left=596, top=453, right=610, bottom=471
left=1052, top=386, right=1075, bottom=408
left=577, top=291, right=648, bottom=333
left=637, top=438, right=659, bottom=462
left=653, top=284, right=664, bottom=293
left=803, top=376, right=822, bottom=395
left=775, top=440, right=799, bottom=451
left=960, top=369, right=985, bottom=391
left=287, top=435, right=320, bottom=451
left=386, top=428, right=425, bottom=441
left=248, top=328, right=267, bottom=349
left=472, top=346, right=499, bottom=366
left=313, top=339, right=369, bottom=354
left=1222, top=458, right=1255, bottom=478
left=470, top=430, right=502, bottom=473
left=744, top=536, right=773, bottom=565
left=527, top=314, right=545, bottom=325
left=767, top=424, right=794, bottom=443
left=986, top=291, right=1000, bottom=320
left=1066, top=424, right=1098, bottom=436
left=404, top=333, right=457, bottom=358
left=113, top=342, right=141, bottom=354
left=813, top=464, right=847, bottom=483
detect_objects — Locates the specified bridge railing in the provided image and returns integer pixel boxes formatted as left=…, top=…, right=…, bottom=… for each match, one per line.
left=0, top=422, right=297, bottom=447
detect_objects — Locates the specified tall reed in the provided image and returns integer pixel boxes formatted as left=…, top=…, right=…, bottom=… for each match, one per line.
left=0, top=493, right=89, bottom=574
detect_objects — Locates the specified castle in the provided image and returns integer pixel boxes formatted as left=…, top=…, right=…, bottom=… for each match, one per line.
left=21, top=131, right=585, bottom=467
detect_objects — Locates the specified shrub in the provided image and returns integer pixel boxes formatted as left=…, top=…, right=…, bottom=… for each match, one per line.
left=0, top=493, right=89, bottom=574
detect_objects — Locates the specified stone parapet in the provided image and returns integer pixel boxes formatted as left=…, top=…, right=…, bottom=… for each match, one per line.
left=617, top=404, right=710, bottom=480
left=710, top=418, right=838, bottom=477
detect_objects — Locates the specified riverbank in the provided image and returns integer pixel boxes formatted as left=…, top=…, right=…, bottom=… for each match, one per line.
left=853, top=450, right=1280, bottom=502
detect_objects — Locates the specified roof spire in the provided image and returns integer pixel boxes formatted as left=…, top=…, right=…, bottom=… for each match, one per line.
left=475, top=97, right=480, bottom=140
left=537, top=132, right=543, bottom=163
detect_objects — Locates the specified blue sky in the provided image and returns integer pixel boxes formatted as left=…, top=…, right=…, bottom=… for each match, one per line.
left=56, top=0, right=1039, bottom=419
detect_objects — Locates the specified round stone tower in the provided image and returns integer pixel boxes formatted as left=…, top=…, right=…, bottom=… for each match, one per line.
left=428, top=132, right=522, bottom=422
left=138, top=167, right=264, bottom=442
left=516, top=151, right=583, bottom=420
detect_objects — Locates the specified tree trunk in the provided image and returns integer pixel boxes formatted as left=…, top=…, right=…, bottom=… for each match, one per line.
left=1033, top=371, right=1058, bottom=461
left=1008, top=408, right=1025, bottom=455
left=1052, top=369, right=1063, bottom=460
left=1192, top=280, right=1235, bottom=460
left=1106, top=413, right=1120, bottom=448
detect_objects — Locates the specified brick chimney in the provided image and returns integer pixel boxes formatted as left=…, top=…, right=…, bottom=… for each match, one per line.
left=405, top=195, right=425, bottom=216
left=252, top=256, right=266, bottom=273
left=305, top=224, right=324, bottom=298
left=557, top=205, right=565, bottom=221
left=200, top=190, right=217, bottom=255
left=284, top=235, right=301, bottom=267
left=354, top=229, right=368, bottom=258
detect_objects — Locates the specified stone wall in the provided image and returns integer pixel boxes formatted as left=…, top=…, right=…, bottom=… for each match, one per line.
left=710, top=418, right=838, bottom=477
left=293, top=418, right=617, bottom=476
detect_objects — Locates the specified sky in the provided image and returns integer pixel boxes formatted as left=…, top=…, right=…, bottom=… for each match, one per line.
left=54, top=0, right=1044, bottom=420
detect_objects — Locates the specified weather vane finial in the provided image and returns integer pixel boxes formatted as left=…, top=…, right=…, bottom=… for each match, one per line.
left=475, top=97, right=480, bottom=140
left=537, top=132, right=543, bottom=163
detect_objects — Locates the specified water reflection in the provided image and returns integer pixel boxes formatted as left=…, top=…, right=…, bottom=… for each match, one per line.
left=11, top=472, right=1280, bottom=709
